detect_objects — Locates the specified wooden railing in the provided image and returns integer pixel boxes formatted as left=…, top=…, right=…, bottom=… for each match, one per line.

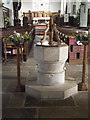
left=41, top=23, right=61, bottom=46
left=41, top=24, right=49, bottom=45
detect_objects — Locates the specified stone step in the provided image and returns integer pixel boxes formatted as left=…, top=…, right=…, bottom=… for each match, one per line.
left=26, top=80, right=78, bottom=100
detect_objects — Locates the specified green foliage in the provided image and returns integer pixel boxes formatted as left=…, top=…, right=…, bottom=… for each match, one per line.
left=23, top=32, right=32, bottom=42
left=72, top=32, right=90, bottom=42
left=3, top=31, right=32, bottom=46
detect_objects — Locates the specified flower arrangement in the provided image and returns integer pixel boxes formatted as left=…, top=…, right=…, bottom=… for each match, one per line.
left=72, top=31, right=90, bottom=45
left=3, top=31, right=32, bottom=46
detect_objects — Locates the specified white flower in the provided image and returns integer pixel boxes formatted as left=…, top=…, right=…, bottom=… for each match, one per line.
left=77, top=40, right=82, bottom=45
left=14, top=31, right=17, bottom=34
left=25, top=31, right=28, bottom=34
left=65, top=35, right=68, bottom=38
left=84, top=34, right=87, bottom=37
left=16, top=33, right=20, bottom=37
left=84, top=31, right=88, bottom=35
left=21, top=36, right=24, bottom=38
left=76, top=30, right=78, bottom=33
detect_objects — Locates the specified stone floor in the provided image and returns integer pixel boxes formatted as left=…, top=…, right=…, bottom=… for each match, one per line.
left=2, top=35, right=89, bottom=119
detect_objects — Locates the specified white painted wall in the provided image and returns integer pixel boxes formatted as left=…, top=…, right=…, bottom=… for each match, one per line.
left=19, top=0, right=61, bottom=13
left=2, top=0, right=12, bottom=9
left=20, top=0, right=33, bottom=13
left=32, top=0, right=49, bottom=11
left=88, top=2, right=90, bottom=8
left=49, top=2, right=61, bottom=12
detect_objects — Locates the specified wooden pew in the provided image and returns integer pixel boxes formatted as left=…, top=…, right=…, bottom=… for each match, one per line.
left=2, top=26, right=32, bottom=38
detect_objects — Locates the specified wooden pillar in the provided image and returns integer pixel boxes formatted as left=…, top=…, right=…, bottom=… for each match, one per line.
left=82, top=45, right=87, bottom=83
left=4, top=43, right=7, bottom=63
left=78, top=43, right=88, bottom=91
left=17, top=46, right=20, bottom=85
left=28, top=10, right=33, bottom=28
left=15, top=44, right=25, bottom=92
left=21, top=45, right=23, bottom=62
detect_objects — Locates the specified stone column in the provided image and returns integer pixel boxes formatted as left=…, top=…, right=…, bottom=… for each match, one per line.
left=61, top=0, right=64, bottom=15
left=80, top=2, right=88, bottom=27
left=0, top=2, right=4, bottom=28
